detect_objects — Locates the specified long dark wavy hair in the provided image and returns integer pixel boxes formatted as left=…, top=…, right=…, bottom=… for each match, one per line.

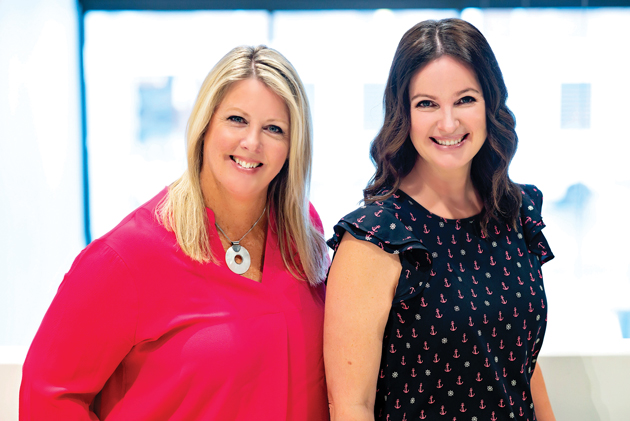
left=365, top=18, right=522, bottom=234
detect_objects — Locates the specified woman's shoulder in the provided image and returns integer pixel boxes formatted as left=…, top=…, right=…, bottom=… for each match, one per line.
left=327, top=190, right=429, bottom=259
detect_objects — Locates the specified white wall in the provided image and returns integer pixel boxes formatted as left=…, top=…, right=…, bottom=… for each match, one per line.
left=0, top=0, right=84, bottom=347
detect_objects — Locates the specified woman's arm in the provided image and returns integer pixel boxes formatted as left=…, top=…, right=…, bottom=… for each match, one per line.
left=20, top=242, right=137, bottom=420
left=324, top=234, right=401, bottom=421
left=531, top=363, right=556, bottom=421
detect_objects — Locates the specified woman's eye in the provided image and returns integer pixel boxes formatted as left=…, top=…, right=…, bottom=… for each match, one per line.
left=416, top=100, right=433, bottom=108
left=227, top=115, right=246, bottom=124
left=267, top=125, right=284, bottom=135
left=458, top=96, right=476, bottom=105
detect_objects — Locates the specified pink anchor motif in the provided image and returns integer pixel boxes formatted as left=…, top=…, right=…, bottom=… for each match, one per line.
left=492, top=327, right=497, bottom=337
left=486, top=286, right=494, bottom=295
left=433, top=353, right=440, bottom=363
left=530, top=286, right=536, bottom=296
left=494, top=225, right=501, bottom=235
left=509, top=396, right=515, bottom=406
left=516, top=336, right=523, bottom=346
left=505, top=251, right=512, bottom=260
left=375, top=200, right=383, bottom=206
left=487, top=343, right=492, bottom=353
left=490, top=256, right=496, bottom=266
left=393, top=193, right=399, bottom=198
left=374, top=210, right=383, bottom=217
left=451, top=235, right=457, bottom=244
left=520, top=364, right=525, bottom=374
left=444, top=278, right=451, bottom=288
left=481, top=230, right=486, bottom=239
left=495, top=371, right=500, bottom=381
left=424, top=341, right=430, bottom=350
left=480, top=399, right=486, bottom=409
left=447, top=263, right=453, bottom=272
left=458, top=290, right=464, bottom=299
left=472, top=345, right=479, bottom=355
left=423, top=224, right=430, bottom=234
left=380, top=369, right=385, bottom=378
left=471, top=289, right=478, bottom=297
left=518, top=248, right=524, bottom=257
left=478, top=244, right=484, bottom=253
left=401, top=414, right=407, bottom=421
left=514, top=307, right=519, bottom=317
left=428, top=395, right=435, bottom=404
left=436, top=236, right=443, bottom=245
left=394, top=399, right=401, bottom=409
left=430, top=325, right=437, bottom=335
left=491, top=412, right=498, bottom=421
left=450, top=321, right=457, bottom=331
left=484, top=314, right=490, bottom=323
left=403, top=383, right=409, bottom=393
left=501, top=296, right=508, bottom=305
left=430, top=269, right=436, bottom=277
left=389, top=344, right=396, bottom=353
left=421, top=297, right=428, bottom=307
left=462, top=333, right=468, bottom=343
left=471, top=302, right=477, bottom=310
left=473, top=261, right=480, bottom=270
left=527, top=331, right=532, bottom=341
left=508, top=351, right=516, bottom=361
left=418, top=383, right=424, bottom=393
left=455, top=220, right=461, bottom=230
left=410, top=212, right=416, bottom=221
left=460, top=403, right=467, bottom=412
left=506, top=236, right=512, bottom=245
left=502, top=282, right=509, bottom=290
left=395, top=212, right=400, bottom=220
left=417, top=355, right=423, bottom=364
left=538, top=269, right=543, bottom=279
left=439, top=405, right=447, bottom=415
left=504, top=267, right=510, bottom=276
left=445, top=363, right=452, bottom=372
left=472, top=275, right=478, bottom=284
left=484, top=358, right=490, bottom=367
left=541, top=299, right=546, bottom=309
left=459, top=263, right=465, bottom=272
left=506, top=223, right=512, bottom=231
left=400, top=300, right=409, bottom=310
left=357, top=215, right=366, bottom=222
left=522, top=391, right=528, bottom=401
left=453, top=349, right=460, bottom=358
left=518, top=276, right=524, bottom=285
left=456, top=375, right=463, bottom=385
left=419, top=410, right=427, bottom=419
left=440, top=294, right=447, bottom=303
left=475, top=372, right=483, bottom=381
left=396, top=329, right=403, bottom=338
left=519, top=407, right=525, bottom=417
left=499, top=339, right=505, bottom=349
left=352, top=222, right=360, bottom=229
left=523, top=319, right=527, bottom=330
left=530, top=273, right=535, bottom=282
left=503, top=367, right=508, bottom=377
left=393, top=202, right=401, bottom=209
left=378, top=242, right=384, bottom=249
left=401, top=356, right=406, bottom=365
left=409, top=287, right=416, bottom=295
left=405, top=269, right=411, bottom=279
left=448, top=249, right=453, bottom=258
left=436, top=379, right=443, bottom=388
left=468, top=388, right=475, bottom=397
left=411, top=368, right=417, bottom=377
left=498, top=399, right=506, bottom=407
left=411, top=328, right=418, bottom=338
left=397, top=313, right=405, bottom=323
left=369, top=225, right=381, bottom=234
left=466, top=233, right=472, bottom=242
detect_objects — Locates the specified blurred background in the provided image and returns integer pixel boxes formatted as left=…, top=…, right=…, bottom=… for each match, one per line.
left=2, top=0, right=630, bottom=419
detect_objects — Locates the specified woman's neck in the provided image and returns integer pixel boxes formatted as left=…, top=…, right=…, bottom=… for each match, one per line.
left=400, top=162, right=483, bottom=219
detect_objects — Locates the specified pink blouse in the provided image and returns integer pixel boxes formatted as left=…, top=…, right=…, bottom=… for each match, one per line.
left=20, top=188, right=329, bottom=420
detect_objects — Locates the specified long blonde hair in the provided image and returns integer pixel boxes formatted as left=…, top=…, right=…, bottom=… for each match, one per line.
left=157, top=45, right=328, bottom=286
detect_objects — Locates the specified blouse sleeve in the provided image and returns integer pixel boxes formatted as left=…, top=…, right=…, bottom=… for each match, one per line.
left=20, top=240, right=138, bottom=421
left=520, top=184, right=554, bottom=265
left=327, top=203, right=432, bottom=302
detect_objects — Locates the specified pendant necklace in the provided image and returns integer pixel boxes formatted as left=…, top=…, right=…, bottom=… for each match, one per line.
left=215, top=207, right=266, bottom=275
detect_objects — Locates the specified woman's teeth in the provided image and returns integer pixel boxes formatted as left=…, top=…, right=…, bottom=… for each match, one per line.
left=232, top=156, right=261, bottom=168
left=433, top=134, right=467, bottom=146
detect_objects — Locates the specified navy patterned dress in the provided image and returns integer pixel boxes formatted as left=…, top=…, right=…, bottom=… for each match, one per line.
left=327, top=184, right=553, bottom=421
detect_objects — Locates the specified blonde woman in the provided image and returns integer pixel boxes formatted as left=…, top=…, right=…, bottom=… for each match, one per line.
left=20, top=46, right=329, bottom=420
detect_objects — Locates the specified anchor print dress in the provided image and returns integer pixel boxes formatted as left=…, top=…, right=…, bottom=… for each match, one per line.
left=328, top=184, right=553, bottom=421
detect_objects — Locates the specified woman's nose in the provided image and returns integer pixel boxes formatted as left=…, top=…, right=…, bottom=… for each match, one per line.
left=241, top=127, right=262, bottom=151
left=437, top=107, right=459, bottom=133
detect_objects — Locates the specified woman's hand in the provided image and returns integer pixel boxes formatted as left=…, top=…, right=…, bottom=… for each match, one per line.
left=324, top=234, right=401, bottom=421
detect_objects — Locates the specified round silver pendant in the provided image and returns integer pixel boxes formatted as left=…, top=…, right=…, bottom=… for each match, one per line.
left=225, top=245, right=251, bottom=275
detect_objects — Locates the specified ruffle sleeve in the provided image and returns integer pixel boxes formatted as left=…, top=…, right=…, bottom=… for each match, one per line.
left=520, top=184, right=554, bottom=265
left=327, top=203, right=432, bottom=302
